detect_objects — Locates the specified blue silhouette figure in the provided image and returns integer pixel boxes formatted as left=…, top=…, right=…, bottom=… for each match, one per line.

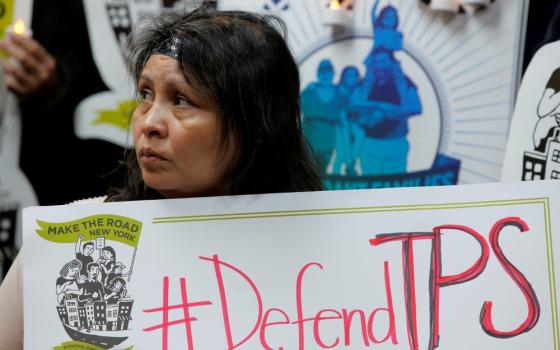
left=338, top=1, right=422, bottom=175
left=302, top=59, right=345, bottom=174
left=372, top=0, right=402, bottom=52
left=333, top=66, right=361, bottom=175
left=348, top=47, right=422, bottom=175
left=302, top=1, right=422, bottom=177
left=363, top=0, right=403, bottom=74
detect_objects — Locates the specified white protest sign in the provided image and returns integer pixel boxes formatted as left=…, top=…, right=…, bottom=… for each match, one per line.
left=502, top=39, right=560, bottom=182
left=24, top=181, right=560, bottom=349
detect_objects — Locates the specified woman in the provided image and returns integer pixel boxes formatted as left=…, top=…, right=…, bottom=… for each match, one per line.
left=108, top=7, right=322, bottom=201
left=369, top=0, right=403, bottom=54
left=55, top=259, right=83, bottom=305
left=0, top=7, right=322, bottom=348
left=103, top=277, right=127, bottom=304
left=97, top=246, right=116, bottom=284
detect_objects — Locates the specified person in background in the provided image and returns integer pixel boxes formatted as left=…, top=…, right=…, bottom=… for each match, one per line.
left=0, top=0, right=125, bottom=207
left=0, top=6, right=323, bottom=348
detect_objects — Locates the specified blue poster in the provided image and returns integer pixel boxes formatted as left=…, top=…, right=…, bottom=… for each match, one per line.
left=219, top=0, right=527, bottom=189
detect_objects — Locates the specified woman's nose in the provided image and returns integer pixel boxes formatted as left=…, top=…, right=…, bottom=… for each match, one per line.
left=139, top=102, right=169, bottom=138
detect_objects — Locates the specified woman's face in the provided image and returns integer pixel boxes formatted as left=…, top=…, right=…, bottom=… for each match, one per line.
left=102, top=250, right=112, bottom=260
left=115, top=280, right=123, bottom=291
left=133, top=55, right=236, bottom=198
left=68, top=266, right=79, bottom=278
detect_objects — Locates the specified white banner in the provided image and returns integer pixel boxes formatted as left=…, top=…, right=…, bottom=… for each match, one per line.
left=24, top=180, right=560, bottom=349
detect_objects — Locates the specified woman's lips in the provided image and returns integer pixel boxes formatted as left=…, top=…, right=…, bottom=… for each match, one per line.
left=139, top=147, right=167, bottom=165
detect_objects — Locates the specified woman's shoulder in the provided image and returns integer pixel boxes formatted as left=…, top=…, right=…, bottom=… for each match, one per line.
left=69, top=196, right=108, bottom=204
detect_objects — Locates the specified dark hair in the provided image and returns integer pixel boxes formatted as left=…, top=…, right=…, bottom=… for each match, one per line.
left=106, top=7, right=322, bottom=201
left=59, top=259, right=82, bottom=277
left=108, top=277, right=126, bottom=291
left=107, top=277, right=127, bottom=301
left=83, top=242, right=94, bottom=249
left=86, top=262, right=98, bottom=272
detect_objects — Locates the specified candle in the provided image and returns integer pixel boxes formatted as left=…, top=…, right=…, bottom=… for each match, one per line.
left=323, top=0, right=352, bottom=27
left=4, top=19, right=33, bottom=67
left=7, top=19, right=33, bottom=37
left=428, top=0, right=460, bottom=12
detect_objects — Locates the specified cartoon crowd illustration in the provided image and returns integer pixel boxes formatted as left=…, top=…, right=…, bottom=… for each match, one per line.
left=302, top=0, right=422, bottom=176
left=55, top=234, right=133, bottom=345
left=56, top=235, right=129, bottom=308
left=524, top=67, right=560, bottom=180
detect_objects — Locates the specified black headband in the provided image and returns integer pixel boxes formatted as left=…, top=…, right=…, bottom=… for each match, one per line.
left=152, top=35, right=181, bottom=59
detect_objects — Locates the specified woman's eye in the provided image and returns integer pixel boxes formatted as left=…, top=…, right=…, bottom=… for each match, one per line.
left=175, top=95, right=190, bottom=107
left=139, top=89, right=152, bottom=101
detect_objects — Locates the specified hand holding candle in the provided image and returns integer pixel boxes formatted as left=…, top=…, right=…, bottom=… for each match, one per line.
left=0, top=19, right=61, bottom=100
left=9, top=19, right=33, bottom=37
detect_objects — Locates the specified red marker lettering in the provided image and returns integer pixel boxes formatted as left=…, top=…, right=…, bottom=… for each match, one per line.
left=430, top=225, right=490, bottom=349
left=142, top=276, right=212, bottom=350
left=292, top=262, right=323, bottom=350
left=260, top=308, right=290, bottom=350
left=200, top=255, right=263, bottom=349
left=371, top=232, right=434, bottom=350
left=480, top=217, right=540, bottom=337
left=368, top=261, right=398, bottom=345
left=313, top=309, right=342, bottom=348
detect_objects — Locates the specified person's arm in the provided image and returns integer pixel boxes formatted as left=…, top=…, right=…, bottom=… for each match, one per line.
left=97, top=285, right=104, bottom=300
left=79, top=288, right=92, bottom=302
left=107, top=262, right=115, bottom=273
left=398, top=85, right=422, bottom=117
left=371, top=0, right=381, bottom=21
left=537, top=88, right=560, bottom=118
left=103, top=291, right=116, bottom=301
left=56, top=280, right=72, bottom=294
left=0, top=252, right=24, bottom=350
left=75, top=234, right=83, bottom=254
left=99, top=262, right=109, bottom=275
left=533, top=114, right=558, bottom=148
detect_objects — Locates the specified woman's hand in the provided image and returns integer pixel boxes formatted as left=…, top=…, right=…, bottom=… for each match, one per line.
left=0, top=33, right=61, bottom=100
